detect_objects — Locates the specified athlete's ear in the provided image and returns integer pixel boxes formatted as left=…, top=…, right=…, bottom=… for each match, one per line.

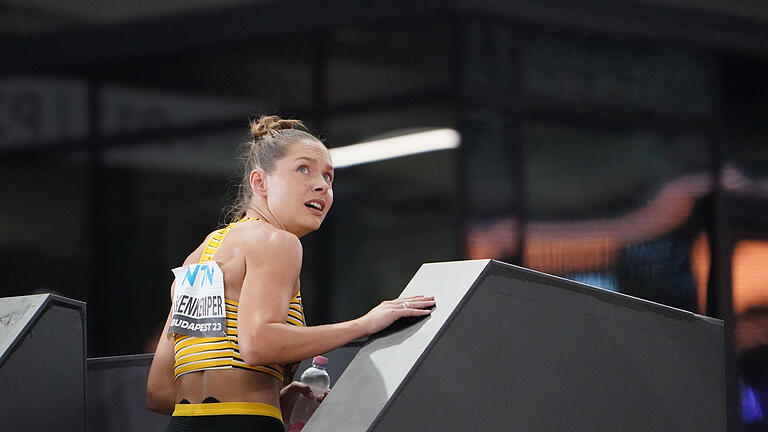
left=249, top=169, right=268, bottom=197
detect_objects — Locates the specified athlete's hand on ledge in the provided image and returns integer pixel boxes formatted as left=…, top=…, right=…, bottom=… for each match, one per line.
left=358, top=295, right=436, bottom=336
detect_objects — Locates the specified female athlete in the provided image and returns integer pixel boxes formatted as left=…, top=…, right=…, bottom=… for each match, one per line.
left=146, top=115, right=435, bottom=431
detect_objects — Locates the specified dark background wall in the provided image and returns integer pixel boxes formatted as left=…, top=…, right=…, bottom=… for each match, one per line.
left=1, top=1, right=767, bottom=430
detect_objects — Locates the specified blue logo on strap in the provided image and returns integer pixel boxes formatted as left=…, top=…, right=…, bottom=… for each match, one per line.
left=204, top=264, right=215, bottom=286
left=182, top=263, right=216, bottom=287
left=183, top=265, right=201, bottom=287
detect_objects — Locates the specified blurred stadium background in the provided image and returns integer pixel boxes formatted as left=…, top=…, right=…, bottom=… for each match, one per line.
left=1, top=0, right=767, bottom=429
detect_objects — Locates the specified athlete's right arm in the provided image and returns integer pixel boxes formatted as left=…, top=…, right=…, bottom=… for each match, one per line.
left=146, top=301, right=176, bottom=415
left=237, top=230, right=435, bottom=366
left=146, top=240, right=207, bottom=414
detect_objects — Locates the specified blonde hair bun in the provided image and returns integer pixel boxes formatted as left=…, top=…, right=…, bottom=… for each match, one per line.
left=249, top=115, right=305, bottom=141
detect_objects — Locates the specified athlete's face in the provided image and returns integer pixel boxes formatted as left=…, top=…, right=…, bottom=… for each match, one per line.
left=266, top=139, right=334, bottom=237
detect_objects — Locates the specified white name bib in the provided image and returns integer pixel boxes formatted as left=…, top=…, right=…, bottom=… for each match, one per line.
left=169, top=261, right=227, bottom=337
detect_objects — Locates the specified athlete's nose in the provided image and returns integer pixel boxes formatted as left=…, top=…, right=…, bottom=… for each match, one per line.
left=313, top=175, right=329, bottom=193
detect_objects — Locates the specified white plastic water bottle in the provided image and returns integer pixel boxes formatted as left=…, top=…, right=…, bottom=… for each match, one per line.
left=286, top=355, right=330, bottom=431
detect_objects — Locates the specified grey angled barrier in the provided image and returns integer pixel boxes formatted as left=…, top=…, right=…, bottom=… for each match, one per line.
left=0, top=294, right=87, bottom=431
left=305, top=259, right=725, bottom=431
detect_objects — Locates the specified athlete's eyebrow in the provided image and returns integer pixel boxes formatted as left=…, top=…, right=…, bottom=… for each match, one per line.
left=295, top=156, right=333, bottom=171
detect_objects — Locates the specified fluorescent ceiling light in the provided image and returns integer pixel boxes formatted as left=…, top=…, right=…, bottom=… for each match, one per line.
left=329, top=128, right=460, bottom=169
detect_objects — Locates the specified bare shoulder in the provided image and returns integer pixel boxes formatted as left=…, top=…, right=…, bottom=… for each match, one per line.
left=236, top=222, right=303, bottom=265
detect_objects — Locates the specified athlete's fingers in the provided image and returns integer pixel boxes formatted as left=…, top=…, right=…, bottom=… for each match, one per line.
left=391, top=296, right=434, bottom=306
left=316, top=389, right=330, bottom=403
left=401, top=308, right=432, bottom=316
left=401, top=300, right=435, bottom=309
left=398, top=295, right=434, bottom=301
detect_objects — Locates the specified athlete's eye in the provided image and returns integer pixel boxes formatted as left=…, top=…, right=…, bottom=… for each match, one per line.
left=323, top=173, right=333, bottom=183
left=298, top=166, right=309, bottom=174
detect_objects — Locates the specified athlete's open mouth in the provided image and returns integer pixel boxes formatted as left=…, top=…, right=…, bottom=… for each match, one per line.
left=305, top=200, right=324, bottom=211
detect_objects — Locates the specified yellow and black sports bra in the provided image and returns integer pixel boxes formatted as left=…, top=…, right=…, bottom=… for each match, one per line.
left=173, top=217, right=305, bottom=382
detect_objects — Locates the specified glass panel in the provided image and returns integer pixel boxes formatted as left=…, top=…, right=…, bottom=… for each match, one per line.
left=0, top=78, right=89, bottom=149
left=98, top=39, right=316, bottom=114
left=0, top=153, right=91, bottom=301
left=102, top=130, right=243, bottom=177
left=521, top=33, right=713, bottom=115
left=464, top=23, right=516, bottom=90
left=522, top=121, right=711, bottom=312
left=721, top=127, right=768, bottom=324
left=524, top=123, right=710, bottom=218
left=721, top=52, right=768, bottom=432
left=461, top=23, right=522, bottom=262
left=722, top=54, right=768, bottom=313
left=99, top=85, right=253, bottom=135
left=463, top=108, right=518, bottom=217
left=462, top=108, right=522, bottom=262
left=326, top=23, right=454, bottom=106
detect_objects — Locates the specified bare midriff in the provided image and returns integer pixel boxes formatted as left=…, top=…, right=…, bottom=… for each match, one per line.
left=175, top=368, right=282, bottom=408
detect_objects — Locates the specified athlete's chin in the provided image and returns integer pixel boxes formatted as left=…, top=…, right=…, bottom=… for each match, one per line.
left=294, top=218, right=325, bottom=237
left=307, top=219, right=325, bottom=233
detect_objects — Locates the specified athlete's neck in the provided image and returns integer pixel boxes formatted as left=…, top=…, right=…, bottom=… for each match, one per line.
left=244, top=203, right=284, bottom=231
